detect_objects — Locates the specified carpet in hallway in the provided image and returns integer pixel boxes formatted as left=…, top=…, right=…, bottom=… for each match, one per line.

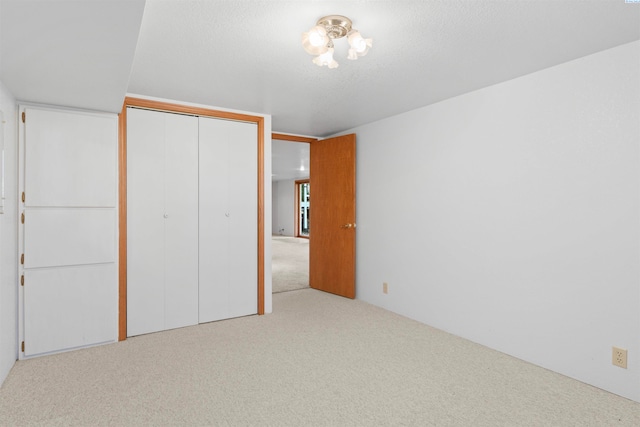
left=272, top=235, right=309, bottom=293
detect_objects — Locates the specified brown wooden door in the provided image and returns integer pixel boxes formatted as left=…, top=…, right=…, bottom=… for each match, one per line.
left=309, top=133, right=356, bottom=298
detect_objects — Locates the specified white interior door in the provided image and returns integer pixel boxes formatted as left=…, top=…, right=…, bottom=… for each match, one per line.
left=199, top=117, right=257, bottom=323
left=20, top=106, right=118, bottom=357
left=126, top=108, right=199, bottom=337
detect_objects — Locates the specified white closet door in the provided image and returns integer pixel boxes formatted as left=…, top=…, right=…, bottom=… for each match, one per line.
left=126, top=108, right=166, bottom=336
left=199, top=117, right=258, bottom=323
left=21, top=107, right=118, bottom=357
left=164, top=112, right=199, bottom=329
left=127, top=108, right=199, bottom=337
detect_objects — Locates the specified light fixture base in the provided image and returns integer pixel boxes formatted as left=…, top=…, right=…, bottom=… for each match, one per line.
left=316, top=15, right=353, bottom=39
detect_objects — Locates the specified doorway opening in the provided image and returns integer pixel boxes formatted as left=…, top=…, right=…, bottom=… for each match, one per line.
left=270, top=132, right=357, bottom=299
left=271, top=134, right=315, bottom=294
left=296, top=179, right=310, bottom=238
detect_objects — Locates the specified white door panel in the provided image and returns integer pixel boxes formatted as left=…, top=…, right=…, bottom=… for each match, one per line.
left=198, top=117, right=229, bottom=322
left=24, top=264, right=117, bottom=356
left=126, top=108, right=166, bottom=336
left=227, top=121, right=258, bottom=318
left=126, top=212, right=164, bottom=337
left=127, top=108, right=199, bottom=336
left=20, top=106, right=118, bottom=358
left=24, top=208, right=115, bottom=268
left=164, top=112, right=199, bottom=329
left=24, top=107, right=117, bottom=207
left=199, top=118, right=257, bottom=322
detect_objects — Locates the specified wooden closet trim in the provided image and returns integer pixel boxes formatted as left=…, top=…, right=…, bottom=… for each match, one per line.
left=118, top=97, right=266, bottom=341
left=118, top=103, right=128, bottom=340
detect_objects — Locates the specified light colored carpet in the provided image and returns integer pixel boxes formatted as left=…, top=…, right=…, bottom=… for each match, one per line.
left=271, top=235, right=309, bottom=293
left=1, top=289, right=640, bottom=426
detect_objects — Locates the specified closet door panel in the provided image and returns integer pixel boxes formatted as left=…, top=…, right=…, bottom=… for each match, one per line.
left=127, top=108, right=200, bottom=336
left=24, top=208, right=115, bottom=268
left=199, top=117, right=257, bottom=323
left=20, top=106, right=118, bottom=358
left=226, top=121, right=258, bottom=317
left=198, top=117, right=230, bottom=323
left=164, top=112, right=199, bottom=330
left=24, top=264, right=117, bottom=356
left=127, top=108, right=166, bottom=336
left=24, top=107, right=116, bottom=207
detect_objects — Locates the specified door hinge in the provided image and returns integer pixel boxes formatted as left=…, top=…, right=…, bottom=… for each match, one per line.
left=21, top=341, right=25, bottom=352
left=20, top=253, right=24, bottom=265
left=20, top=275, right=24, bottom=287
left=21, top=112, right=25, bottom=123
left=21, top=192, right=25, bottom=203
left=21, top=212, right=25, bottom=224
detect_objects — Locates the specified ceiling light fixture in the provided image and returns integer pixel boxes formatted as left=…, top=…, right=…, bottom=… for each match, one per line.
left=302, top=15, right=372, bottom=69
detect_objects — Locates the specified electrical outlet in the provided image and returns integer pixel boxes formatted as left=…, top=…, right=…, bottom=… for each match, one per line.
left=383, top=282, right=388, bottom=294
left=612, top=346, right=627, bottom=369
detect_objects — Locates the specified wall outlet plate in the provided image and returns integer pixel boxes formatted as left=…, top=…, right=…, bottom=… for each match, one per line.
left=612, top=346, right=627, bottom=369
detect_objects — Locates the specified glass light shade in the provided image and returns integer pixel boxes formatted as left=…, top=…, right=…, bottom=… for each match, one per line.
left=347, top=30, right=372, bottom=59
left=312, top=48, right=339, bottom=69
left=302, top=25, right=329, bottom=55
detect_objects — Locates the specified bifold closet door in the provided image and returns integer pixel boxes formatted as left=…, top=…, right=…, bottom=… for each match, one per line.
left=199, top=117, right=258, bottom=323
left=127, top=108, right=199, bottom=337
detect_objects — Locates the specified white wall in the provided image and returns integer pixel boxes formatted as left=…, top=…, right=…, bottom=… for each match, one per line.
left=0, top=79, right=18, bottom=386
left=272, top=179, right=298, bottom=236
left=349, top=41, right=640, bottom=401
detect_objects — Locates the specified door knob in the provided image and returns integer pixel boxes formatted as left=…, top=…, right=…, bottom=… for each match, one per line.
left=340, top=223, right=355, bottom=229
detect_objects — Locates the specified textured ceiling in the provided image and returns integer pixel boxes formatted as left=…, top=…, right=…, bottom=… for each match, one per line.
left=1, top=1, right=639, bottom=138
left=128, top=0, right=640, bottom=137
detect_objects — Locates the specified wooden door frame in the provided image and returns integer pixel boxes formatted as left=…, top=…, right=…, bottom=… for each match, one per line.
left=119, top=97, right=266, bottom=341
left=271, top=133, right=317, bottom=144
